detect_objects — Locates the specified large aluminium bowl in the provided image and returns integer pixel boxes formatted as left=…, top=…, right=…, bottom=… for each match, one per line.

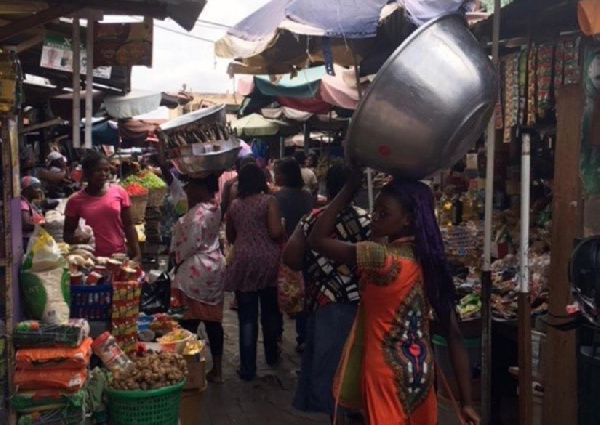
left=346, top=14, right=498, bottom=180
left=169, top=138, right=241, bottom=177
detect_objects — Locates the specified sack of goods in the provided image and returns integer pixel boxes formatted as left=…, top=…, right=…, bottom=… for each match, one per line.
left=19, top=228, right=70, bottom=325
left=11, top=320, right=92, bottom=423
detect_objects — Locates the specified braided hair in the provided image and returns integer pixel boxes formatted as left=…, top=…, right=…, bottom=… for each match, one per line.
left=380, top=179, right=456, bottom=318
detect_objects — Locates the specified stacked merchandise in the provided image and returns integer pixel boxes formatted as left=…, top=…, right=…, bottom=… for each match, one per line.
left=11, top=320, right=90, bottom=425
left=112, top=282, right=142, bottom=355
left=489, top=252, right=550, bottom=321
left=441, top=221, right=484, bottom=270
left=67, top=253, right=141, bottom=321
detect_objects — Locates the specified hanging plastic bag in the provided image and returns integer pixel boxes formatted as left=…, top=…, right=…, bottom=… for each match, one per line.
left=20, top=227, right=70, bottom=325
left=139, top=272, right=171, bottom=315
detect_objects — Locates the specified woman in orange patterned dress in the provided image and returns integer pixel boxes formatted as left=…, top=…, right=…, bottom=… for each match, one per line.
left=308, top=172, right=480, bottom=425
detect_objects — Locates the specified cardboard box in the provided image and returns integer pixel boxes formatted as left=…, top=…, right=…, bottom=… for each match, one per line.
left=184, top=354, right=206, bottom=391
left=179, top=388, right=204, bottom=425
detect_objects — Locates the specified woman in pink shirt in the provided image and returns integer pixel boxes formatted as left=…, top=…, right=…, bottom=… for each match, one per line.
left=64, top=151, right=141, bottom=261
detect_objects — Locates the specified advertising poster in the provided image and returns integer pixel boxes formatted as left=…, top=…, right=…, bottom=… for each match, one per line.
left=94, top=22, right=153, bottom=67
left=40, top=35, right=112, bottom=79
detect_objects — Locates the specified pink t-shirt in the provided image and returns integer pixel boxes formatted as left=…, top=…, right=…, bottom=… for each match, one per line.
left=65, top=185, right=131, bottom=257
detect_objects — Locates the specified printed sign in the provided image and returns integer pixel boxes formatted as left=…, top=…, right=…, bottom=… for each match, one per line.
left=40, top=35, right=112, bottom=79
left=94, top=22, right=153, bottom=67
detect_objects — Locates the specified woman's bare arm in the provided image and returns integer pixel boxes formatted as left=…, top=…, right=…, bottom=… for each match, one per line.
left=307, top=171, right=362, bottom=266
left=121, top=206, right=141, bottom=262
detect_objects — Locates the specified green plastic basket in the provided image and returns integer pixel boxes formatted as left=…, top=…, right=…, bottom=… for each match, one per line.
left=106, top=381, right=185, bottom=425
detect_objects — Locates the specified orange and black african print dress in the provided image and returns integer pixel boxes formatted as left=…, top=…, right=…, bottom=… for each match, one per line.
left=334, top=238, right=436, bottom=425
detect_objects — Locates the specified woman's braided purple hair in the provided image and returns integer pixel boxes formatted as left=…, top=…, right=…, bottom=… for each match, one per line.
left=381, top=179, right=456, bottom=318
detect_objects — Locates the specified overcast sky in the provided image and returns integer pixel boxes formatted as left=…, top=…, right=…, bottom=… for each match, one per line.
left=119, top=0, right=270, bottom=94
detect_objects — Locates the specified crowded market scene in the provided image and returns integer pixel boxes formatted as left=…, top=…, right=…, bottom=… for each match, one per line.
left=0, top=0, right=599, bottom=424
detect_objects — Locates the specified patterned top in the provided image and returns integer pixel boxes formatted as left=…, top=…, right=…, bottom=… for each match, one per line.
left=224, top=194, right=281, bottom=293
left=300, top=205, right=370, bottom=312
left=350, top=239, right=436, bottom=424
left=171, top=201, right=225, bottom=305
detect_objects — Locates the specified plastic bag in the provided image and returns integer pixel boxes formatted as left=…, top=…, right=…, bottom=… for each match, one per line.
left=140, top=272, right=171, bottom=315
left=16, top=337, right=92, bottom=370
left=20, top=228, right=70, bottom=324
left=14, top=319, right=88, bottom=348
left=17, top=407, right=85, bottom=425
left=74, top=219, right=95, bottom=247
left=11, top=388, right=86, bottom=413
left=43, top=210, right=65, bottom=243
left=14, top=368, right=87, bottom=391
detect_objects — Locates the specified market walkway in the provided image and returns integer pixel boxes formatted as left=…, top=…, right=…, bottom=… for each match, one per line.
left=181, top=294, right=329, bottom=425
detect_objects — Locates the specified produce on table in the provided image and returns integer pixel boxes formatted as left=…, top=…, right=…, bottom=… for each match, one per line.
left=122, top=182, right=148, bottom=196
left=109, top=351, right=188, bottom=391
left=157, top=329, right=192, bottom=344
left=183, top=340, right=205, bottom=356
left=137, top=171, right=167, bottom=189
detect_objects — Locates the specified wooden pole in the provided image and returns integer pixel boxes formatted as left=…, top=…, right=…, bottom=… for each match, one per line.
left=542, top=84, right=582, bottom=425
left=84, top=19, right=93, bottom=148
left=518, top=132, right=532, bottom=425
left=481, top=1, right=500, bottom=423
left=72, top=15, right=81, bottom=148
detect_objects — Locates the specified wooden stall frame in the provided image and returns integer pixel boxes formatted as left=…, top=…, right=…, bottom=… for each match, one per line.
left=542, top=84, right=584, bottom=425
left=1, top=116, right=20, bottom=425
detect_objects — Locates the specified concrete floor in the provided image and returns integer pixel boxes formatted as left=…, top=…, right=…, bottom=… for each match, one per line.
left=179, top=294, right=329, bottom=425
left=176, top=294, right=467, bottom=425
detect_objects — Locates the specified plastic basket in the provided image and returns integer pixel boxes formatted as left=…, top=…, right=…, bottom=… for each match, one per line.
left=130, top=193, right=148, bottom=224
left=106, top=381, right=185, bottom=425
left=70, top=284, right=112, bottom=320
left=147, top=187, right=167, bottom=208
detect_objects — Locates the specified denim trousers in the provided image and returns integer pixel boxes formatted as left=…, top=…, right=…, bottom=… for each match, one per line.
left=236, top=286, right=281, bottom=379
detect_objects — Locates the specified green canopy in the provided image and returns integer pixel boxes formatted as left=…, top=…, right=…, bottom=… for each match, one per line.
left=232, top=113, right=281, bottom=137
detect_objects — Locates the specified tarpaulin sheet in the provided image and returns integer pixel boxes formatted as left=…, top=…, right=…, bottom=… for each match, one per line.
left=254, top=66, right=326, bottom=98
left=285, top=0, right=390, bottom=38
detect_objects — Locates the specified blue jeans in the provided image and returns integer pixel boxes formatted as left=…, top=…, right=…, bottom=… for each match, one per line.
left=296, top=310, right=308, bottom=346
left=236, top=286, right=281, bottom=380
left=293, top=303, right=358, bottom=416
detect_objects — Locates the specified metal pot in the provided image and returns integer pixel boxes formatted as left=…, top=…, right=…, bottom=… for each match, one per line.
left=346, top=14, right=497, bottom=180
left=170, top=138, right=241, bottom=176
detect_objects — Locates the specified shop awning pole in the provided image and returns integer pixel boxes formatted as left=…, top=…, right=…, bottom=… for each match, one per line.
left=518, top=133, right=533, bottom=425
left=72, top=16, right=81, bottom=148
left=84, top=19, right=94, bottom=148
left=481, top=0, right=501, bottom=424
